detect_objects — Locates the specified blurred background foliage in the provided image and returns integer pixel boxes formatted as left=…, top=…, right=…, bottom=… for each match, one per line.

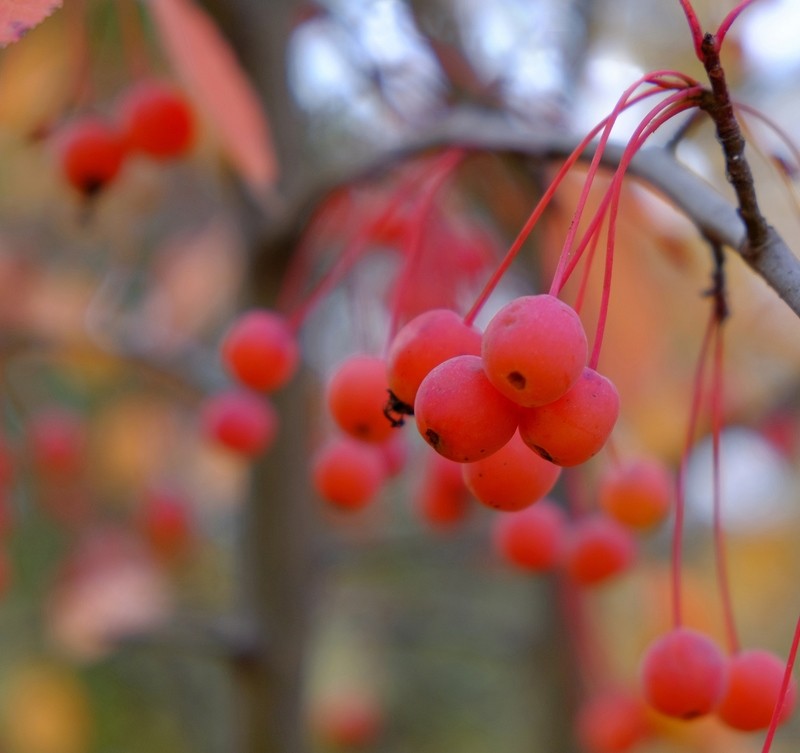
left=0, top=1, right=798, bottom=752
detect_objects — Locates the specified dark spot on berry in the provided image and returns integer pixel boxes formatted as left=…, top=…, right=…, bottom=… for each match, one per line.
left=425, top=429, right=440, bottom=448
left=507, top=371, right=526, bottom=390
left=680, top=709, right=703, bottom=720
left=531, top=444, right=554, bottom=463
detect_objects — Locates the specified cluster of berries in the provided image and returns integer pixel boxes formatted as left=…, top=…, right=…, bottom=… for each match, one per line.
left=209, top=309, right=300, bottom=456
left=54, top=79, right=195, bottom=197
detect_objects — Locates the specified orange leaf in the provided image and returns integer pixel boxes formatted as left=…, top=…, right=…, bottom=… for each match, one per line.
left=146, top=0, right=278, bottom=195
left=0, top=0, right=61, bottom=46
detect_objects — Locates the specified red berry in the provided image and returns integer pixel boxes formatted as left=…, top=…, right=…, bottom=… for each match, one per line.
left=599, top=457, right=672, bottom=530
left=221, top=309, right=300, bottom=392
left=491, top=499, right=566, bottom=572
left=28, top=408, right=87, bottom=479
left=313, top=691, right=383, bottom=748
left=326, top=355, right=395, bottom=444
left=518, top=368, right=619, bottom=467
left=201, top=390, right=278, bottom=456
left=56, top=116, right=127, bottom=196
left=415, top=452, right=471, bottom=531
left=462, top=430, right=561, bottom=512
left=716, top=649, right=796, bottom=731
left=414, top=355, right=520, bottom=462
left=311, top=437, right=385, bottom=510
left=482, top=294, right=588, bottom=407
left=563, top=515, right=636, bottom=586
left=386, top=308, right=482, bottom=406
left=640, top=628, right=728, bottom=719
left=117, top=80, right=194, bottom=160
left=137, top=485, right=193, bottom=562
left=576, top=689, right=651, bottom=753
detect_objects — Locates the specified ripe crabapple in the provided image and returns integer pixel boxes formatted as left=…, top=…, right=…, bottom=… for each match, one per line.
left=482, top=294, right=588, bottom=407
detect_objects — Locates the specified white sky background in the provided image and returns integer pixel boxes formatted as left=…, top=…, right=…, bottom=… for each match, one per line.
left=290, top=0, right=800, bottom=139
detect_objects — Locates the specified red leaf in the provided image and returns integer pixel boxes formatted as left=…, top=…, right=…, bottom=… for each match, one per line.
left=146, top=0, right=278, bottom=195
left=0, top=0, right=61, bottom=46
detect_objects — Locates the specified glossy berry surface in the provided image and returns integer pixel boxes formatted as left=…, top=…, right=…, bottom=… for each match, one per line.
left=491, top=498, right=566, bottom=572
left=117, top=80, right=195, bottom=160
left=563, top=515, right=635, bottom=586
left=386, top=308, right=482, bottom=406
left=56, top=116, right=127, bottom=196
left=414, top=355, right=520, bottom=462
left=326, top=354, right=394, bottom=443
left=221, top=308, right=300, bottom=392
left=518, top=367, right=619, bottom=466
left=481, top=294, right=588, bottom=407
left=640, top=628, right=728, bottom=719
left=599, top=457, right=672, bottom=530
left=462, top=430, right=561, bottom=512
left=311, top=437, right=385, bottom=510
left=200, top=390, right=278, bottom=456
left=716, top=649, right=796, bottom=731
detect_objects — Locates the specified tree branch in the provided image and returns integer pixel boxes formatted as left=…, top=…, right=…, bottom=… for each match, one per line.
left=256, top=109, right=800, bottom=318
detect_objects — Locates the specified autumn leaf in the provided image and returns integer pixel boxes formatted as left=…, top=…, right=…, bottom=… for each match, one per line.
left=0, top=0, right=61, bottom=47
left=146, top=0, right=278, bottom=196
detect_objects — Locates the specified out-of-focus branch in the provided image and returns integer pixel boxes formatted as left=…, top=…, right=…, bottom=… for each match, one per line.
left=255, top=108, right=800, bottom=318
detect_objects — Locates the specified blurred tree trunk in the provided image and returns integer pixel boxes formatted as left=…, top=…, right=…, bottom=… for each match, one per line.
left=198, top=4, right=317, bottom=753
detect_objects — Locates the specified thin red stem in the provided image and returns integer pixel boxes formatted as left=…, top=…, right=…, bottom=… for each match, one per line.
left=710, top=322, right=739, bottom=654
left=462, top=77, right=696, bottom=326
left=384, top=148, right=466, bottom=352
left=761, top=612, right=800, bottom=753
left=677, top=0, right=705, bottom=60
left=284, top=153, right=457, bottom=332
left=588, top=95, right=700, bottom=368
left=548, top=73, right=697, bottom=296
left=716, top=0, right=760, bottom=51
left=672, top=312, right=716, bottom=628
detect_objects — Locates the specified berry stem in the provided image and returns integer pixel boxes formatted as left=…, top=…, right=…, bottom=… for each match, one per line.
left=463, top=79, right=695, bottom=326
left=548, top=74, right=698, bottom=297
left=677, top=0, right=705, bottom=60
left=672, top=311, right=716, bottom=628
left=384, top=148, right=466, bottom=351
left=761, top=612, right=800, bottom=753
left=711, top=321, right=739, bottom=654
left=115, top=0, right=150, bottom=79
left=715, top=0, right=760, bottom=51
left=284, top=152, right=458, bottom=332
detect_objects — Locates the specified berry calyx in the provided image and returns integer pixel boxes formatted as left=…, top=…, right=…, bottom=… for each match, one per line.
left=56, top=116, right=127, bottom=196
left=481, top=294, right=588, bottom=407
left=518, top=367, right=619, bottom=467
left=639, top=627, right=728, bottom=719
left=491, top=498, right=566, bottom=572
left=326, top=354, right=395, bottom=443
left=386, top=308, right=482, bottom=407
left=716, top=649, right=797, bottom=731
left=221, top=308, right=300, bottom=392
left=117, top=79, right=195, bottom=160
left=462, top=430, right=561, bottom=512
left=414, top=355, right=520, bottom=463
